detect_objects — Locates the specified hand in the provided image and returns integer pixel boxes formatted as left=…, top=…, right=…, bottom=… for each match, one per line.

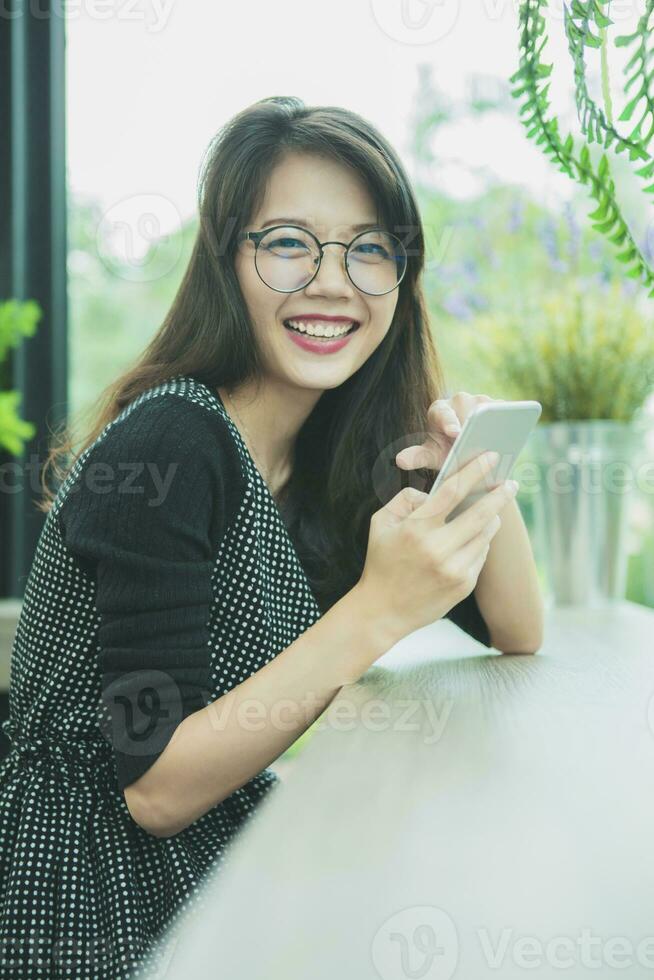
left=395, top=391, right=505, bottom=473
left=355, top=448, right=519, bottom=649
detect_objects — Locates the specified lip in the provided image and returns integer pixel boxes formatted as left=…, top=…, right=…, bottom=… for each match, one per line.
left=283, top=314, right=360, bottom=324
left=283, top=319, right=360, bottom=354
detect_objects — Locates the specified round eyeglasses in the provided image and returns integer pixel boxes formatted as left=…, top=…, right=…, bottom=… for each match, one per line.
left=237, top=224, right=408, bottom=296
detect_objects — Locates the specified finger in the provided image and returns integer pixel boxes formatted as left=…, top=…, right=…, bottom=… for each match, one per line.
left=447, top=511, right=502, bottom=581
left=408, top=449, right=500, bottom=525
left=383, top=486, right=429, bottom=524
left=429, top=399, right=461, bottom=436
left=438, top=479, right=517, bottom=551
left=395, top=444, right=441, bottom=470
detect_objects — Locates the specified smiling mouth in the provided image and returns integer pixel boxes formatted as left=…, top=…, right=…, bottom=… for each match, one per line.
left=282, top=319, right=360, bottom=338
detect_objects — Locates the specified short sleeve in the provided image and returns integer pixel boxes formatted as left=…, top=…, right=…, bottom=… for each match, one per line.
left=444, top=590, right=493, bottom=648
left=56, top=393, right=243, bottom=792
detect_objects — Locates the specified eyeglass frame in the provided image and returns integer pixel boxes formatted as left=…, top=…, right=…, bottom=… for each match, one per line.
left=236, top=223, right=408, bottom=296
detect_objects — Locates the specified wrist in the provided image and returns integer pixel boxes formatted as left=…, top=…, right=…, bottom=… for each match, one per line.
left=346, top=581, right=406, bottom=659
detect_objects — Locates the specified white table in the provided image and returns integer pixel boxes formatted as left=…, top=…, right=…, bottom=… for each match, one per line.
left=79, top=601, right=654, bottom=977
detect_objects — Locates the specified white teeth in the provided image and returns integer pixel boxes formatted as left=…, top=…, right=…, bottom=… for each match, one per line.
left=285, top=319, right=355, bottom=338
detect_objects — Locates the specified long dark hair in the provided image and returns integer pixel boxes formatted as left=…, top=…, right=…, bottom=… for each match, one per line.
left=38, top=95, right=448, bottom=614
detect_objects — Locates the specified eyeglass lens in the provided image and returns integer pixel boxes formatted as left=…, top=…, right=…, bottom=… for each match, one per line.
left=254, top=226, right=407, bottom=295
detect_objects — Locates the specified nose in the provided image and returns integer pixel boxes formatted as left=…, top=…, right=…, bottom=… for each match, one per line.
left=304, top=242, right=355, bottom=296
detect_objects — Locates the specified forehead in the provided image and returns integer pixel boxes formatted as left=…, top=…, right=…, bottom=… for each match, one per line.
left=253, top=151, right=379, bottom=235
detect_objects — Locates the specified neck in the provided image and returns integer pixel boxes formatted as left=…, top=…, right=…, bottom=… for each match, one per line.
left=218, top=380, right=323, bottom=491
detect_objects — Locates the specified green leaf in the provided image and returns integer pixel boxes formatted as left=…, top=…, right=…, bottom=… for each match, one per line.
left=535, top=35, right=548, bottom=58
left=635, top=159, right=654, bottom=178
left=628, top=120, right=643, bottom=141
left=584, top=30, right=603, bottom=48
left=563, top=133, right=574, bottom=154
left=608, top=227, right=628, bottom=245
left=593, top=216, right=618, bottom=233
left=615, top=247, right=637, bottom=263
left=588, top=197, right=610, bottom=220
left=593, top=2, right=612, bottom=28
left=630, top=145, right=649, bottom=162
left=614, top=31, right=638, bottom=47
left=625, top=69, right=643, bottom=95
left=598, top=153, right=609, bottom=180
left=624, top=48, right=644, bottom=74
left=618, top=93, right=642, bottom=122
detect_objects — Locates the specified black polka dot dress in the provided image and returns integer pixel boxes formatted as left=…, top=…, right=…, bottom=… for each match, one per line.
left=0, top=374, right=323, bottom=979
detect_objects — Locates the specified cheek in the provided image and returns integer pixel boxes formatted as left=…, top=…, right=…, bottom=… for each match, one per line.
left=235, top=254, right=280, bottom=326
left=367, top=298, right=397, bottom=341
left=234, top=251, right=259, bottom=305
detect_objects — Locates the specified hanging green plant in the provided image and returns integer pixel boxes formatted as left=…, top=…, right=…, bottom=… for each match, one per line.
left=511, top=0, right=654, bottom=295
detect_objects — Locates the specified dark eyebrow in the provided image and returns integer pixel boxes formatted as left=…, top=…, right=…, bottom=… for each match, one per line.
left=259, top=217, right=381, bottom=233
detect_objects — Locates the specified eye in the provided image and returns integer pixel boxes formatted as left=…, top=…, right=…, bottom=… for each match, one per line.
left=265, top=236, right=311, bottom=255
left=350, top=242, right=389, bottom=261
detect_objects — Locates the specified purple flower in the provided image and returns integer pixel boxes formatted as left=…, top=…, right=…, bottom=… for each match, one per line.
left=620, top=277, right=640, bottom=297
left=588, top=240, right=604, bottom=262
left=563, top=200, right=580, bottom=264
left=442, top=294, right=474, bottom=319
left=639, top=231, right=654, bottom=264
left=460, top=257, right=480, bottom=282
left=538, top=216, right=562, bottom=266
left=507, top=197, right=524, bottom=233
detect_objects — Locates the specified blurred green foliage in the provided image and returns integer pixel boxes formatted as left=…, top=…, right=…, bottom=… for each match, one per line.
left=0, top=299, right=41, bottom=456
left=468, top=280, right=654, bottom=421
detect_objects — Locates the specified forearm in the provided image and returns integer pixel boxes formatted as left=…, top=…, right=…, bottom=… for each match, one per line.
left=128, top=584, right=394, bottom=838
left=474, top=497, right=544, bottom=653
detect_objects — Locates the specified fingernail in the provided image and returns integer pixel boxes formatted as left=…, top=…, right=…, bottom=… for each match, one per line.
left=506, top=479, right=519, bottom=494
left=487, top=451, right=500, bottom=465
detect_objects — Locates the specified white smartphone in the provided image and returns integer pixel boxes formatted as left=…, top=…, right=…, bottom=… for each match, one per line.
left=428, top=399, right=542, bottom=521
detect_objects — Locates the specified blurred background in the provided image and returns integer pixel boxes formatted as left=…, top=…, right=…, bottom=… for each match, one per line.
left=2, top=0, right=654, bottom=765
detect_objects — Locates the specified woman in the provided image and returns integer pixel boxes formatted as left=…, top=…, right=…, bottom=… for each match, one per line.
left=0, top=96, right=541, bottom=979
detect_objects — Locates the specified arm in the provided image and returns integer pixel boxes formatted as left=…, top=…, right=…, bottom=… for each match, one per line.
left=444, top=589, right=493, bottom=648
left=56, top=393, right=244, bottom=809
left=56, top=392, right=398, bottom=839
left=127, top=582, right=391, bottom=838
left=474, top=497, right=545, bottom=654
